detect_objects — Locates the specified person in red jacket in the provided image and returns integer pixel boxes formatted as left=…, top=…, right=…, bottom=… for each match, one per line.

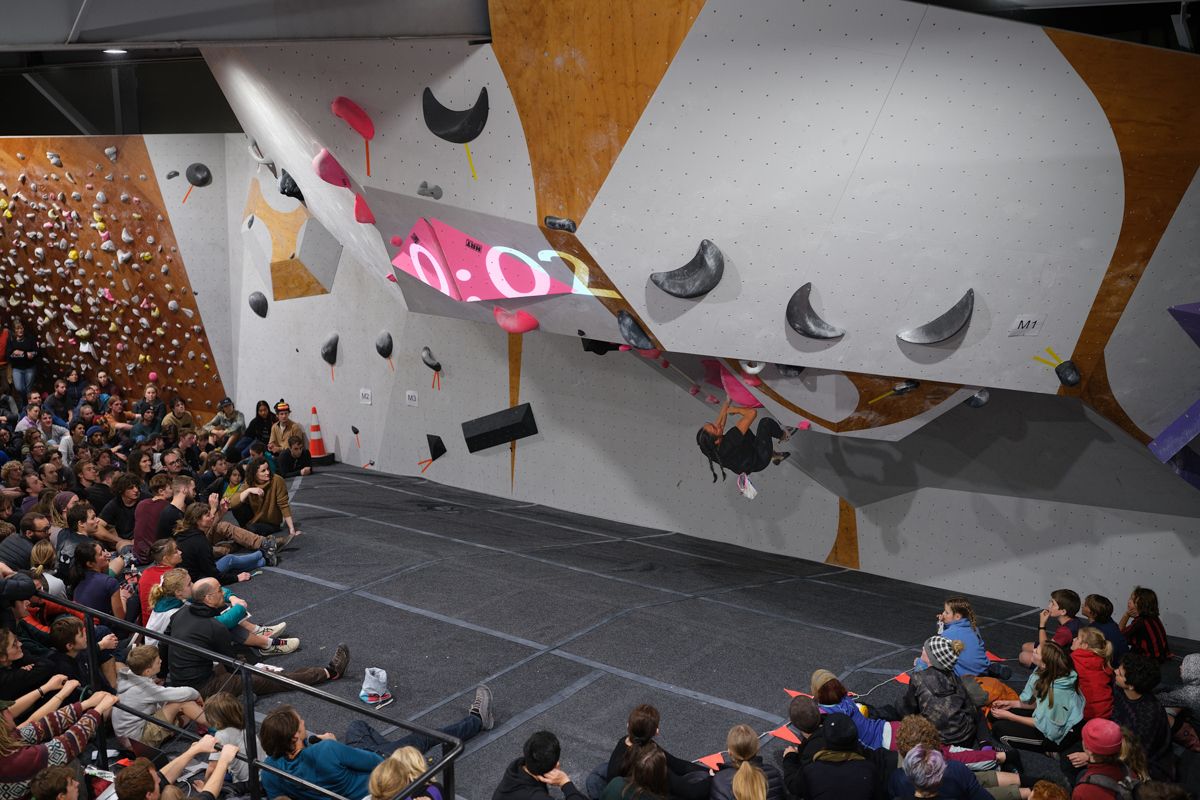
left=1071, top=718, right=1147, bottom=800
left=1072, top=627, right=1115, bottom=720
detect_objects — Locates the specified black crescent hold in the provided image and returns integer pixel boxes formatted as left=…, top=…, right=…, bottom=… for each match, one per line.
left=420, top=346, right=442, bottom=372
left=422, top=86, right=489, bottom=144
left=616, top=311, right=653, bottom=350
left=650, top=239, right=725, bottom=299
left=785, top=283, right=844, bottom=339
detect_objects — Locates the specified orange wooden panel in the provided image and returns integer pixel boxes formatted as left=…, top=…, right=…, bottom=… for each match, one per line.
left=825, top=497, right=860, bottom=569
left=0, top=136, right=227, bottom=413
left=270, top=259, right=329, bottom=301
left=1045, top=30, right=1200, bottom=440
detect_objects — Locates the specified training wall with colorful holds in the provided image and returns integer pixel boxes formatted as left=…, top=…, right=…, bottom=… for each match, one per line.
left=0, top=135, right=229, bottom=411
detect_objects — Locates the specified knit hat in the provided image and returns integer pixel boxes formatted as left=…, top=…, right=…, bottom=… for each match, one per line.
left=924, top=635, right=959, bottom=671
left=86, top=425, right=104, bottom=437
left=1082, top=718, right=1122, bottom=755
left=811, top=668, right=838, bottom=695
left=822, top=713, right=858, bottom=750
left=274, top=399, right=291, bottom=413
left=53, top=491, right=77, bottom=513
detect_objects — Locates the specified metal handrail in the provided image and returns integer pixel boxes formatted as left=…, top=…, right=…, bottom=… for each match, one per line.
left=34, top=589, right=463, bottom=800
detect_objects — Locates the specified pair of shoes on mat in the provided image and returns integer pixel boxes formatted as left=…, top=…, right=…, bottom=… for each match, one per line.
left=260, top=638, right=299, bottom=656
left=360, top=691, right=395, bottom=710
left=255, top=622, right=286, bottom=637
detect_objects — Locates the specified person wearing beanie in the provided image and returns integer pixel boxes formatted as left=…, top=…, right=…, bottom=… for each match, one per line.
left=1072, top=719, right=1138, bottom=800
left=811, top=668, right=893, bottom=749
left=792, top=713, right=880, bottom=800
left=896, top=636, right=982, bottom=747
left=268, top=400, right=305, bottom=455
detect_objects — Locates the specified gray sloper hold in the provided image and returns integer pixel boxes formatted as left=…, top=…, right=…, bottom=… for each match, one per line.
left=320, top=333, right=339, bottom=365
left=775, top=364, right=806, bottom=378
left=897, top=289, right=974, bottom=345
left=650, top=239, right=724, bottom=299
left=543, top=216, right=576, bottom=233
left=965, top=388, right=990, bottom=408
left=786, top=282, right=844, bottom=339
left=420, top=346, right=441, bottom=371
left=185, top=163, right=212, bottom=187
left=166, top=170, right=179, bottom=180
left=616, top=310, right=653, bottom=350
left=248, top=291, right=268, bottom=318
left=375, top=331, right=393, bottom=359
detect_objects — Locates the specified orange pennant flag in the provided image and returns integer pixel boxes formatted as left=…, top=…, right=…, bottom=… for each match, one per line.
left=697, top=753, right=724, bottom=771
left=894, top=672, right=911, bottom=685
left=769, top=725, right=801, bottom=745
left=986, top=651, right=1006, bottom=662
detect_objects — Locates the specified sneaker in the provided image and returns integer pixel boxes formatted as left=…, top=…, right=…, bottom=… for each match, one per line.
left=327, top=643, right=350, bottom=680
left=469, top=684, right=494, bottom=731
left=260, top=537, right=279, bottom=567
left=771, top=451, right=792, bottom=466
left=255, top=622, right=287, bottom=638
left=273, top=532, right=297, bottom=551
left=359, top=691, right=395, bottom=710
left=261, top=638, right=299, bottom=656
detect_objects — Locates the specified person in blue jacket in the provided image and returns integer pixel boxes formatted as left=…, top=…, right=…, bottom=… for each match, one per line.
left=914, top=597, right=1012, bottom=680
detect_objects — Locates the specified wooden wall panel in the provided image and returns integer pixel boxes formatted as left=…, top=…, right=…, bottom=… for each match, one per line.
left=826, top=498, right=860, bottom=569
left=1045, top=30, right=1200, bottom=440
left=0, top=136, right=227, bottom=412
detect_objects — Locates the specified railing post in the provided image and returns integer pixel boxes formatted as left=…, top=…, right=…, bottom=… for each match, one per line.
left=82, top=613, right=109, bottom=770
left=442, top=746, right=456, bottom=800
left=241, top=666, right=262, bottom=800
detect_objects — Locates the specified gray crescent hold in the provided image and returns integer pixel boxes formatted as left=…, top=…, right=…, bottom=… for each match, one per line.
left=897, top=289, right=974, bottom=344
left=320, top=333, right=339, bottom=365
left=650, top=239, right=724, bottom=298
left=785, top=283, right=844, bottom=339
left=617, top=311, right=653, bottom=350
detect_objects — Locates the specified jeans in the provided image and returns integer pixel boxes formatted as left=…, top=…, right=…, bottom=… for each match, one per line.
left=216, top=551, right=265, bottom=573
left=12, top=368, right=35, bottom=396
left=344, top=714, right=482, bottom=757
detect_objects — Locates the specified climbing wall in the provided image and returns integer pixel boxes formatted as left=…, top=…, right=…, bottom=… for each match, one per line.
left=0, top=136, right=227, bottom=409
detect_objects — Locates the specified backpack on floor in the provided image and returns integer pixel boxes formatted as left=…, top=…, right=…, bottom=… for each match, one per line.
left=1078, top=771, right=1143, bottom=800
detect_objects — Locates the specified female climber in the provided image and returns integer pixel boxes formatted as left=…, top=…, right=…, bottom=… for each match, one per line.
left=696, top=400, right=791, bottom=481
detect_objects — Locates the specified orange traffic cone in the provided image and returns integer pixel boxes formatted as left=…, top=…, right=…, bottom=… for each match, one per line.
left=308, top=406, right=334, bottom=465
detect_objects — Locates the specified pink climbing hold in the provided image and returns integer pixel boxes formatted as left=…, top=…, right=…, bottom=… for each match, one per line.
left=102, top=288, right=115, bottom=302
left=618, top=345, right=632, bottom=351
left=636, top=348, right=662, bottom=359
left=148, top=371, right=158, bottom=382
left=797, top=420, right=812, bottom=431
left=386, top=273, right=397, bottom=282
left=331, top=97, right=375, bottom=140
left=688, top=385, right=700, bottom=396
left=354, top=194, right=375, bottom=224
left=705, top=394, right=720, bottom=404
left=742, top=374, right=763, bottom=387
left=312, top=148, right=352, bottom=189
left=700, top=359, right=763, bottom=409
left=493, top=306, right=539, bottom=334
left=390, top=235, right=405, bottom=247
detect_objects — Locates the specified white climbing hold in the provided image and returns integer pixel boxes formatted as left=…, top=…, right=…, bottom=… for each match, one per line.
left=100, top=240, right=116, bottom=252
left=104, top=146, right=118, bottom=162
left=46, top=152, right=62, bottom=167
left=95, top=192, right=106, bottom=203
left=117, top=250, right=132, bottom=264
left=121, top=228, right=133, bottom=243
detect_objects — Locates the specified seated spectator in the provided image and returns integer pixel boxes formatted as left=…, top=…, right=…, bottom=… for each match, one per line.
left=113, top=736, right=242, bottom=800
left=709, top=723, right=786, bottom=800
left=129, top=406, right=161, bottom=445
left=370, top=745, right=446, bottom=800
left=895, top=746, right=948, bottom=800
left=29, top=540, right=66, bottom=599
left=28, top=764, right=80, bottom=800
left=345, top=686, right=492, bottom=756
left=14, top=404, right=42, bottom=435
left=99, top=473, right=142, bottom=546
left=132, top=383, right=166, bottom=424
left=228, top=456, right=301, bottom=538
left=198, top=692, right=261, bottom=791
left=173, top=502, right=265, bottom=584
left=0, top=512, right=51, bottom=572
left=0, top=628, right=57, bottom=702
left=178, top=430, right=202, bottom=473
left=916, top=597, right=1011, bottom=680
left=112, top=643, right=206, bottom=747
left=138, top=538, right=181, bottom=624
left=164, top=577, right=347, bottom=697
left=18, top=471, right=46, bottom=515
left=232, top=400, right=275, bottom=459
left=73, top=385, right=103, bottom=420
left=56, top=502, right=123, bottom=579
left=45, top=616, right=117, bottom=694
left=197, top=452, right=230, bottom=499
left=56, top=421, right=86, bottom=467
left=1082, top=595, right=1128, bottom=667
left=144, top=565, right=293, bottom=653
left=0, top=495, right=14, bottom=540
left=202, top=397, right=245, bottom=457
left=1071, top=627, right=1115, bottom=721
left=161, top=475, right=282, bottom=565
left=1119, top=587, right=1172, bottom=663
left=891, top=715, right=1022, bottom=799
left=268, top=399, right=305, bottom=455
left=601, top=742, right=669, bottom=800
left=1021, top=590, right=1082, bottom=669
left=989, top=642, right=1084, bottom=753
left=34, top=412, right=67, bottom=448
left=812, top=668, right=889, bottom=750
left=260, top=704, right=386, bottom=800
left=161, top=397, right=195, bottom=435
left=127, top=450, right=156, bottom=493
left=102, top=396, right=135, bottom=438
left=46, top=491, right=76, bottom=541
left=67, top=541, right=129, bottom=624
left=590, top=703, right=710, bottom=800
left=898, top=636, right=982, bottom=748
left=1072, top=719, right=1150, bottom=800
left=0, top=689, right=118, bottom=800
left=131, top=473, right=172, bottom=565
left=493, top=730, right=586, bottom=800
left=277, top=434, right=314, bottom=477
left=1112, top=654, right=1174, bottom=780
left=782, top=696, right=830, bottom=793
left=791, top=713, right=879, bottom=800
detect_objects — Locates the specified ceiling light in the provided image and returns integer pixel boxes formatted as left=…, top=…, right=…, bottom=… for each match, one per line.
left=103, top=48, right=127, bottom=55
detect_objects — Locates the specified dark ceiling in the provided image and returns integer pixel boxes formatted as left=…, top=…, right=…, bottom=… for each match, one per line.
left=0, top=0, right=1193, bottom=137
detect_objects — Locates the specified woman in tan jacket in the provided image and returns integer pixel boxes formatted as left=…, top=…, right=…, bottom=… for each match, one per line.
left=226, top=457, right=301, bottom=538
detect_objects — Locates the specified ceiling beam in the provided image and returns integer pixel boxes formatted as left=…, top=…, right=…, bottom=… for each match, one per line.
left=22, top=72, right=101, bottom=134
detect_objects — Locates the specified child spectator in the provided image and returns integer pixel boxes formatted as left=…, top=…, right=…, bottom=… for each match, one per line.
left=601, top=741, right=671, bottom=800
left=138, top=537, right=182, bottom=625
left=112, top=644, right=206, bottom=747
left=709, top=723, right=786, bottom=800
left=1031, top=782, right=1069, bottom=800
left=201, top=692, right=261, bottom=791
left=28, top=764, right=79, bottom=800
left=370, top=745, right=444, bottom=800
left=277, top=434, right=314, bottom=477
left=918, top=597, right=1011, bottom=680
left=896, top=745, right=948, bottom=800
left=812, top=668, right=891, bottom=750
left=1072, top=627, right=1115, bottom=721
left=591, top=703, right=710, bottom=800
left=29, top=540, right=65, bottom=599
left=1119, top=587, right=1172, bottom=663
left=899, top=636, right=984, bottom=748
left=1112, top=654, right=1174, bottom=781
left=1072, top=719, right=1150, bottom=800
left=989, top=642, right=1085, bottom=753
left=891, top=714, right=1023, bottom=795
left=493, top=730, right=587, bottom=800
left=1082, top=595, right=1128, bottom=667
left=1020, top=590, right=1082, bottom=669
left=47, top=616, right=118, bottom=693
